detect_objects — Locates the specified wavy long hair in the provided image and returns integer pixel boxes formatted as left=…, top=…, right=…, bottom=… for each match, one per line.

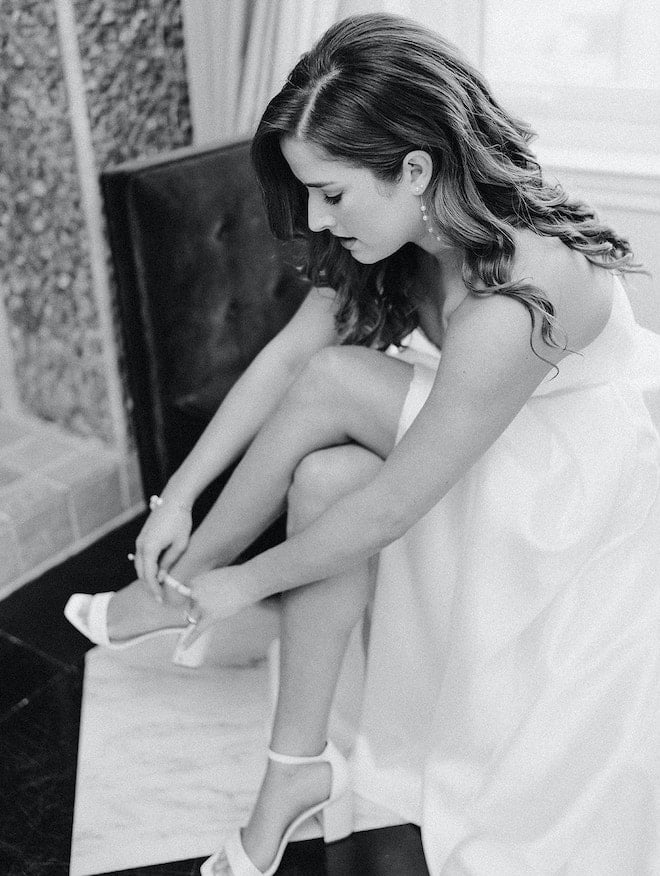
left=251, top=13, right=641, bottom=350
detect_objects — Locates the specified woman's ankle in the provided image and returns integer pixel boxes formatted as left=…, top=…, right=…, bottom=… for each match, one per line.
left=159, top=579, right=188, bottom=607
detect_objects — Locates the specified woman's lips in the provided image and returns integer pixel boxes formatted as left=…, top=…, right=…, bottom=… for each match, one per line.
left=337, top=236, right=357, bottom=249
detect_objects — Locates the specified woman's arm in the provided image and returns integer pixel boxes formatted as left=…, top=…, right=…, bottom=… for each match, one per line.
left=160, top=286, right=339, bottom=508
left=230, top=290, right=571, bottom=601
left=134, top=286, right=338, bottom=588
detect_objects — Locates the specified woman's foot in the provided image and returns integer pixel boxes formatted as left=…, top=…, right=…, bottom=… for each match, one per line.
left=65, top=576, right=217, bottom=667
left=209, top=758, right=332, bottom=875
left=101, top=580, right=187, bottom=642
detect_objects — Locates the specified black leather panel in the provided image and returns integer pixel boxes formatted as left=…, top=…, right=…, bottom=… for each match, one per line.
left=102, top=139, right=309, bottom=498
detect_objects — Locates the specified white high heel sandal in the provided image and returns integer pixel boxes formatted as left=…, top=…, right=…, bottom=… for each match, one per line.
left=201, top=740, right=353, bottom=876
left=63, top=574, right=210, bottom=668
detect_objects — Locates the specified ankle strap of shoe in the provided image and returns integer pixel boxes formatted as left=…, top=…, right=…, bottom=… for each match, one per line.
left=267, top=741, right=330, bottom=765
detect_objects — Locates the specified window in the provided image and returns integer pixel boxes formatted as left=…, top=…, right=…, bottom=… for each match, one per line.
left=480, top=0, right=660, bottom=168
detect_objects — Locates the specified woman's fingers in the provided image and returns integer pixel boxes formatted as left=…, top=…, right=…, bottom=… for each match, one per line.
left=183, top=567, right=251, bottom=630
left=134, top=539, right=163, bottom=602
left=180, top=574, right=217, bottom=646
left=158, top=538, right=189, bottom=576
left=158, top=570, right=192, bottom=598
left=132, top=532, right=146, bottom=584
left=144, top=566, right=164, bottom=602
left=131, top=513, right=193, bottom=602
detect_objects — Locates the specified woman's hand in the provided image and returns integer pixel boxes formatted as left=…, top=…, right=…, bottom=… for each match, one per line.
left=182, top=566, right=260, bottom=645
left=133, top=503, right=193, bottom=600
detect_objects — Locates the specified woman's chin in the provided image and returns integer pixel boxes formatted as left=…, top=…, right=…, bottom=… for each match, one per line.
left=345, top=244, right=379, bottom=264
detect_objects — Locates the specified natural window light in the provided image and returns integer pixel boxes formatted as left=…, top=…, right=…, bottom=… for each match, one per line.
left=483, top=0, right=658, bottom=89
left=480, top=0, right=660, bottom=170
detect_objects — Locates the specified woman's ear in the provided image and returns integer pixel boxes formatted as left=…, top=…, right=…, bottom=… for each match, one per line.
left=402, top=150, right=434, bottom=194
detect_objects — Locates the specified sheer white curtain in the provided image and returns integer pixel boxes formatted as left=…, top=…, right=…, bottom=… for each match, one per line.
left=181, top=0, right=442, bottom=144
left=181, top=0, right=339, bottom=144
left=235, top=0, right=343, bottom=136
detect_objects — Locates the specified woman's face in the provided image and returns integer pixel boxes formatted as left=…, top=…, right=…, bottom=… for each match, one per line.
left=280, top=136, right=430, bottom=264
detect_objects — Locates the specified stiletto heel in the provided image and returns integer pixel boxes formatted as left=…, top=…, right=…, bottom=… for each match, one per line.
left=320, top=784, right=354, bottom=843
left=171, top=622, right=212, bottom=668
left=201, top=740, right=352, bottom=876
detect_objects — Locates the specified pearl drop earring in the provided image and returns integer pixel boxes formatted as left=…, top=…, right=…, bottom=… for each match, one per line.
left=419, top=196, right=443, bottom=243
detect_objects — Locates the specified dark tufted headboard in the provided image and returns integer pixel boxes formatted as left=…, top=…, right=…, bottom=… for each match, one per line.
left=102, top=138, right=309, bottom=523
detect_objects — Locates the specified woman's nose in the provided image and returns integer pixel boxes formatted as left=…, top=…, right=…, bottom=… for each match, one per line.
left=307, top=197, right=335, bottom=233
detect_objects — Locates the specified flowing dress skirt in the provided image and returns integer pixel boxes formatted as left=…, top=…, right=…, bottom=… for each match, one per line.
left=352, top=278, right=660, bottom=874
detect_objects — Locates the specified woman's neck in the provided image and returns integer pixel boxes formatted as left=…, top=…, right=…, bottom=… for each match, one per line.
left=414, top=251, right=467, bottom=348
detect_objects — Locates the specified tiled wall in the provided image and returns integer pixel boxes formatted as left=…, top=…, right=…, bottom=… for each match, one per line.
left=0, top=413, right=142, bottom=597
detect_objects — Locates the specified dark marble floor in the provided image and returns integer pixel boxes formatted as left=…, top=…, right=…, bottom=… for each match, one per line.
left=0, top=516, right=429, bottom=876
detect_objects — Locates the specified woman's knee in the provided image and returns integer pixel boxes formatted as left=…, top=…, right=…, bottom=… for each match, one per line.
left=288, top=445, right=382, bottom=533
left=280, top=345, right=410, bottom=463
left=283, top=346, right=372, bottom=413
left=304, top=345, right=361, bottom=384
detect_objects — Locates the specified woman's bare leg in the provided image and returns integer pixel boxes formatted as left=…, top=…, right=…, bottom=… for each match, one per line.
left=107, top=347, right=411, bottom=639
left=172, top=347, right=410, bottom=573
left=213, top=445, right=381, bottom=874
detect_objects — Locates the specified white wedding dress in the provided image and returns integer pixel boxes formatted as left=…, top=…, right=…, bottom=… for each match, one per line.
left=351, top=275, right=660, bottom=874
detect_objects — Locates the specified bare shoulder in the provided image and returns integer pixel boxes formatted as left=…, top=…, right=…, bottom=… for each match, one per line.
left=510, top=229, right=614, bottom=351
left=442, top=230, right=616, bottom=383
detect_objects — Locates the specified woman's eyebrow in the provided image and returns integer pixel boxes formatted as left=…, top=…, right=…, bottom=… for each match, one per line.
left=304, top=181, right=336, bottom=188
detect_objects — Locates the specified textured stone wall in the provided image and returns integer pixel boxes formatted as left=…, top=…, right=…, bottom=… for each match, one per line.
left=74, top=0, right=192, bottom=170
left=0, top=1, right=101, bottom=436
left=0, top=0, right=192, bottom=443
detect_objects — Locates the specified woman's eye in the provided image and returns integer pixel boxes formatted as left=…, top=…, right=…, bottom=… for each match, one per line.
left=323, top=193, right=342, bottom=205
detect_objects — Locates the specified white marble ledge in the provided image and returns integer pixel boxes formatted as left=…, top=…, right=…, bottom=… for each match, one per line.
left=70, top=643, right=273, bottom=875
left=70, top=622, right=404, bottom=875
